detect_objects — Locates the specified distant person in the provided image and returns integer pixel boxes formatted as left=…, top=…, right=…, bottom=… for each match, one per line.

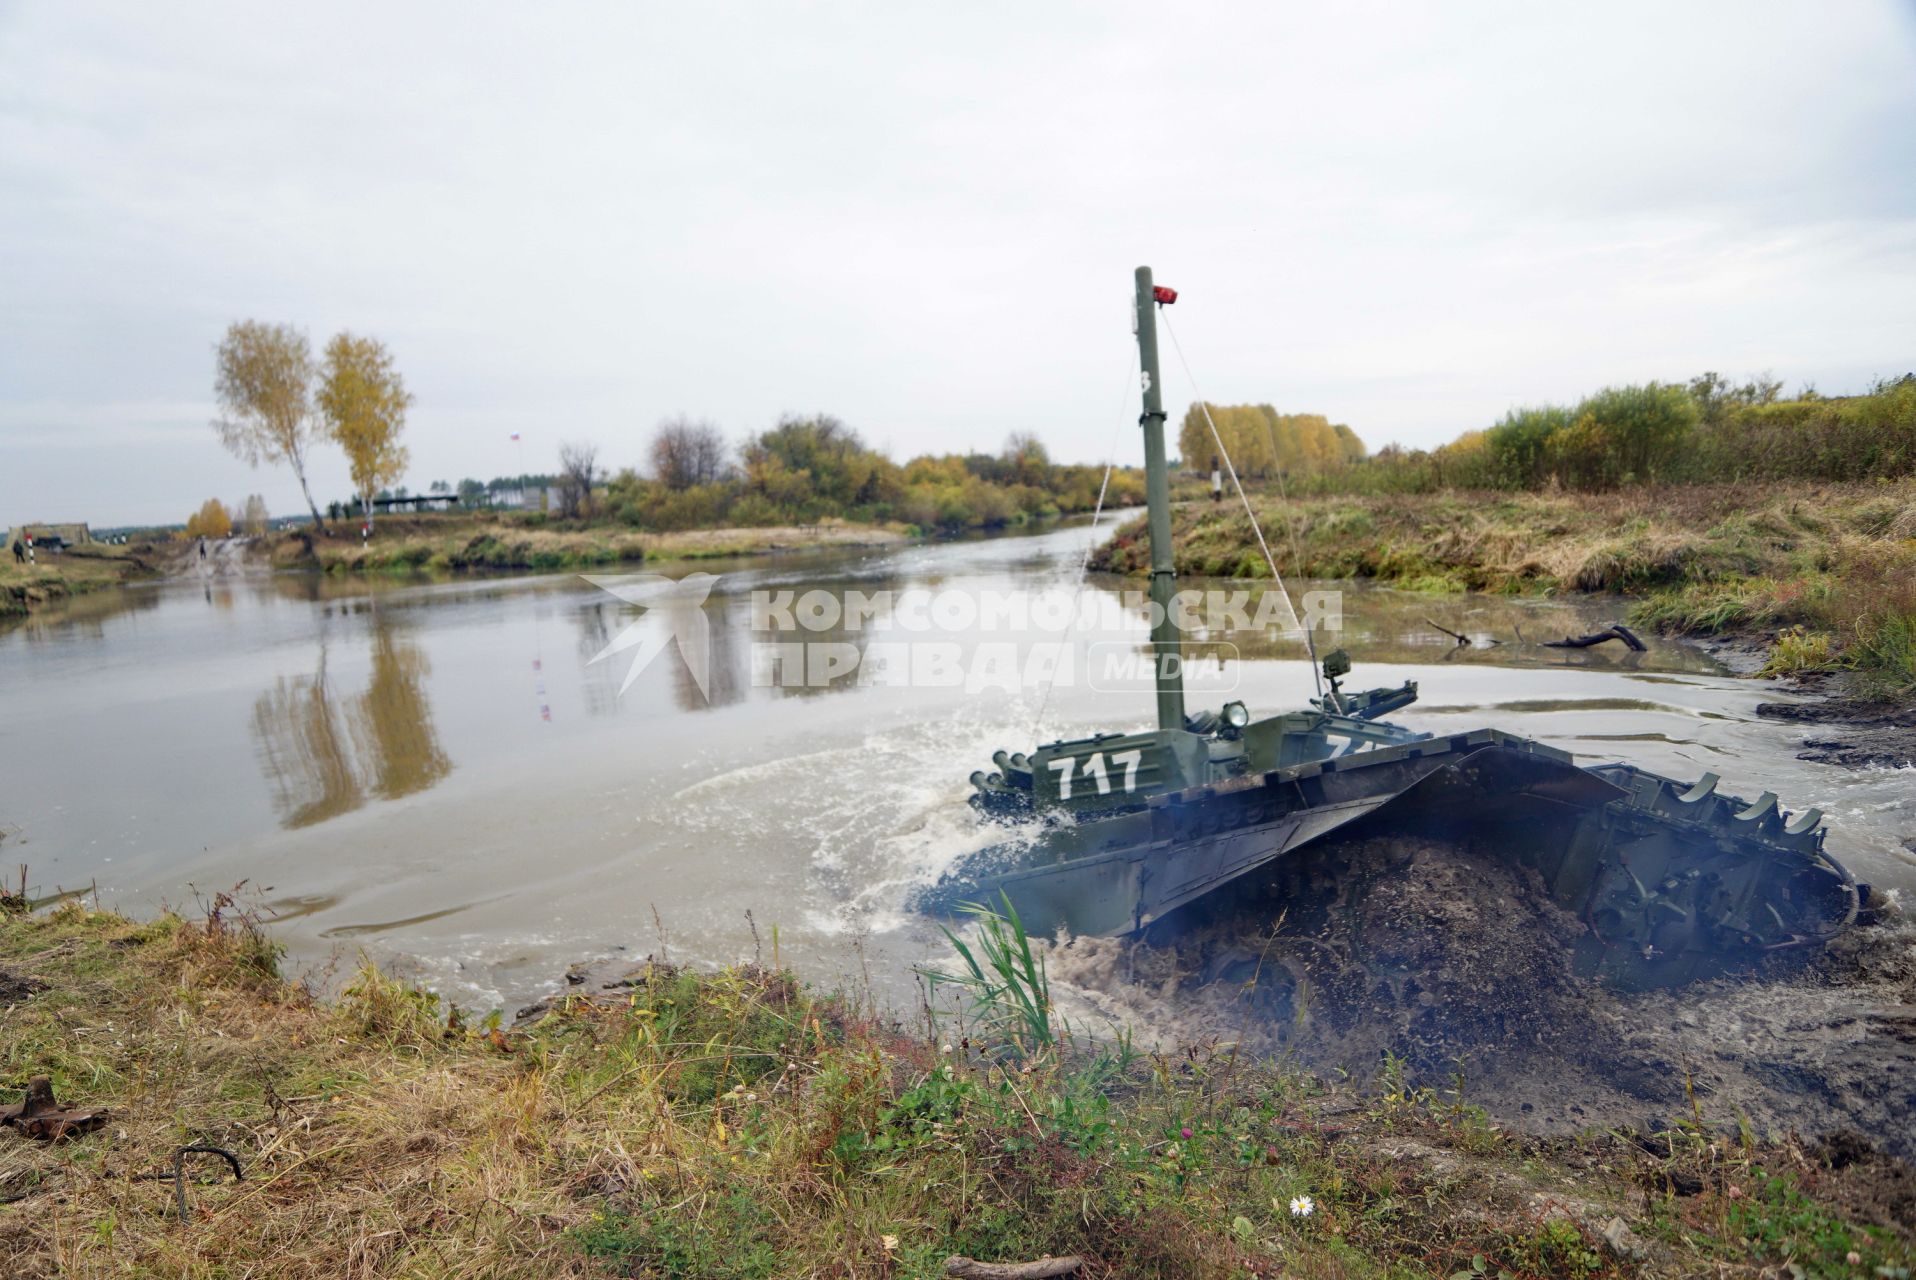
left=10, top=538, right=22, bottom=564
left=24, top=536, right=33, bottom=564
left=198, top=537, right=207, bottom=560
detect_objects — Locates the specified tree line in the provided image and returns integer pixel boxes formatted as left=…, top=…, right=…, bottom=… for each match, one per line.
left=1176, top=404, right=1367, bottom=478
left=197, top=316, right=1148, bottom=537
left=1305, top=372, right=1916, bottom=496
left=183, top=494, right=271, bottom=539
left=600, top=416, right=1145, bottom=533
left=206, top=313, right=1906, bottom=539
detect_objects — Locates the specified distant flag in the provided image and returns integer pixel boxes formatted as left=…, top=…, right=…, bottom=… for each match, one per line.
left=509, top=432, right=521, bottom=441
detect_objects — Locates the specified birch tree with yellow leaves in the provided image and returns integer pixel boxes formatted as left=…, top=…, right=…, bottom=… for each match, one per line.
left=213, top=321, right=328, bottom=530
left=317, top=333, right=414, bottom=530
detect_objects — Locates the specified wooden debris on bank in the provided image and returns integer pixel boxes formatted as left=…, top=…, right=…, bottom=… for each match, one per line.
left=945, top=1255, right=1085, bottom=1278
left=1542, top=623, right=1646, bottom=651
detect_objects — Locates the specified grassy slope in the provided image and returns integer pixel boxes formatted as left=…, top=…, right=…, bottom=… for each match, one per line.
left=3, top=901, right=1909, bottom=1278
left=269, top=513, right=906, bottom=575
left=1091, top=481, right=1916, bottom=700
left=0, top=543, right=158, bottom=618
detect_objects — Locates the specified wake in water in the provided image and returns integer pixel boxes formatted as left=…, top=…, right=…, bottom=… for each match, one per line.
left=1038, top=835, right=1916, bottom=1157
left=659, top=693, right=1136, bottom=937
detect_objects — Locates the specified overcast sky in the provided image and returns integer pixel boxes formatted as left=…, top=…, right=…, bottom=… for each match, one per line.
left=3, top=2, right=1913, bottom=527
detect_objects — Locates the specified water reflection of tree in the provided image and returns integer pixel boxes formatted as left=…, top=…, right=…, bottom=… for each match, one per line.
left=749, top=578, right=882, bottom=701
left=672, top=598, right=744, bottom=711
left=350, top=622, right=452, bottom=799
left=250, top=611, right=451, bottom=829
left=576, top=601, right=618, bottom=717
left=251, top=649, right=364, bottom=828
left=575, top=595, right=746, bottom=714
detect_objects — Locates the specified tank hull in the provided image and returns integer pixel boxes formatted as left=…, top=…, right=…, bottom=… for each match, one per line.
left=923, top=729, right=1857, bottom=991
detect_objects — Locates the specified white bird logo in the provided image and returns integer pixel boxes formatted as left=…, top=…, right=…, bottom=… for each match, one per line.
left=581, top=572, right=720, bottom=700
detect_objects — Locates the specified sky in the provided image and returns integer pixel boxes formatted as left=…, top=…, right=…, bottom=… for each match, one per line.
left=3, top=2, right=1914, bottom=527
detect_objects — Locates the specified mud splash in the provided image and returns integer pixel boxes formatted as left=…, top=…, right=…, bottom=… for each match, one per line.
left=1043, top=836, right=1916, bottom=1157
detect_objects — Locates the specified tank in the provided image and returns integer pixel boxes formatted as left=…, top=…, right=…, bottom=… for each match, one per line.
left=918, top=268, right=1862, bottom=991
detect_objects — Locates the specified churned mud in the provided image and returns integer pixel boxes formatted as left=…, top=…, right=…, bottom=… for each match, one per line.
left=1758, top=695, right=1916, bottom=770
left=1044, top=836, right=1916, bottom=1160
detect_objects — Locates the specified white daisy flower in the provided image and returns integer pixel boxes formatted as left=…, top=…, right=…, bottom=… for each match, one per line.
left=1289, top=1195, right=1315, bottom=1217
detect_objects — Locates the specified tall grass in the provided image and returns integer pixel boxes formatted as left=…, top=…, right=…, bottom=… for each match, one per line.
left=922, top=894, right=1058, bottom=1059
left=6, top=900, right=1910, bottom=1278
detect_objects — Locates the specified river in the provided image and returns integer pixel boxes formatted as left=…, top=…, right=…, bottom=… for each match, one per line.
left=3, top=522, right=1910, bottom=1014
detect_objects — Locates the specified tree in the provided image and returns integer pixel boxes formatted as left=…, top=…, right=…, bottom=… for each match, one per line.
left=317, top=332, right=413, bottom=530
left=649, top=416, right=730, bottom=491
left=1688, top=371, right=1783, bottom=426
left=1486, top=406, right=1572, bottom=488
left=185, top=498, right=233, bottom=539
left=740, top=414, right=894, bottom=514
left=1176, top=403, right=1355, bottom=479
left=241, top=494, right=270, bottom=536
left=1330, top=423, right=1367, bottom=463
left=1002, top=431, right=1049, bottom=486
left=1572, top=383, right=1697, bottom=486
left=213, top=321, right=327, bottom=530
left=429, top=479, right=451, bottom=495
left=456, top=478, right=486, bottom=505
left=558, top=441, right=601, bottom=518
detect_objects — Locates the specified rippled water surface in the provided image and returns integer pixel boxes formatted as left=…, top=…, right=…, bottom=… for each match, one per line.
left=4, top=523, right=1910, bottom=1011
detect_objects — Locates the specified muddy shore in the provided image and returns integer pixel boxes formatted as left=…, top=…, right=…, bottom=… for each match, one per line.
left=1040, top=837, right=1916, bottom=1163
left=536, top=839, right=1916, bottom=1166
left=1758, top=695, right=1916, bottom=771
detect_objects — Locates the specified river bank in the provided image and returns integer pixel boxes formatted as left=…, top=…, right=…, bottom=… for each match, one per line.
left=262, top=511, right=909, bottom=575
left=3, top=896, right=1911, bottom=1278
left=1092, top=481, right=1916, bottom=714
left=0, top=542, right=160, bottom=618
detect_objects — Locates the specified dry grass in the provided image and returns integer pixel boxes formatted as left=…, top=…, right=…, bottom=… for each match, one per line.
left=2, top=900, right=1910, bottom=1278
left=268, top=513, right=906, bottom=576
left=1095, top=479, right=1916, bottom=700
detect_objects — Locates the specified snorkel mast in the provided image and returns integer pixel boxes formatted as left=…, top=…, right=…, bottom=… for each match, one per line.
left=1134, top=265, right=1186, bottom=734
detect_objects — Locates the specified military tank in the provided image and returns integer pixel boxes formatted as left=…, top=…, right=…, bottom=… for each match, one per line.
left=920, top=267, right=1861, bottom=991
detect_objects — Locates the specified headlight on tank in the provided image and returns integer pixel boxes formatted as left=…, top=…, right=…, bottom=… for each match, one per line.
left=1222, top=700, right=1250, bottom=730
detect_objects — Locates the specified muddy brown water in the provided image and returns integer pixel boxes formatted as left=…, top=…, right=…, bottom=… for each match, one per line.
left=4, top=524, right=1912, bottom=1145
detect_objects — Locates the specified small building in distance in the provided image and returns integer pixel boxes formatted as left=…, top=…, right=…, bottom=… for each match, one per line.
left=19, top=521, right=93, bottom=547
left=492, top=485, right=557, bottom=512
left=371, top=494, right=461, bottom=513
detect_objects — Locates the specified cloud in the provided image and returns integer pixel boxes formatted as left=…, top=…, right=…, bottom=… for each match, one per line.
left=2, top=1, right=1913, bottom=525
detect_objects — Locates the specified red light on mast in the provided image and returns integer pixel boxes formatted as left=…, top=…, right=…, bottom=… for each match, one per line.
left=1152, top=286, right=1178, bottom=305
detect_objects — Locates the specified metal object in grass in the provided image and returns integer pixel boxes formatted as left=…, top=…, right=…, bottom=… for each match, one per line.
left=170, top=1145, right=244, bottom=1223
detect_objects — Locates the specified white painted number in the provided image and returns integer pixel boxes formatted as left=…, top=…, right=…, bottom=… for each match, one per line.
left=1051, top=749, right=1145, bottom=800
left=1048, top=756, right=1075, bottom=800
